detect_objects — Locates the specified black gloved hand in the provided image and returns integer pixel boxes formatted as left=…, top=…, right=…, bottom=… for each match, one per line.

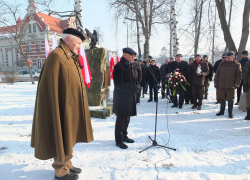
left=243, top=84, right=248, bottom=92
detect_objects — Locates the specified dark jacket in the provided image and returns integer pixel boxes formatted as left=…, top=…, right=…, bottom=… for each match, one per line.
left=31, top=39, right=94, bottom=162
left=146, top=65, right=161, bottom=85
left=113, top=56, right=137, bottom=117
left=213, top=59, right=222, bottom=73
left=189, top=61, right=209, bottom=85
left=238, top=58, right=250, bottom=74
left=168, top=61, right=189, bottom=77
left=160, top=63, right=169, bottom=81
left=243, top=62, right=250, bottom=92
left=140, top=64, right=147, bottom=87
left=205, top=61, right=214, bottom=81
left=215, top=60, right=242, bottom=89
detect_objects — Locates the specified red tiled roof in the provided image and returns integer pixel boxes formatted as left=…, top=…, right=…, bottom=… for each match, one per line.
left=37, top=12, right=69, bottom=33
left=0, top=25, right=17, bottom=34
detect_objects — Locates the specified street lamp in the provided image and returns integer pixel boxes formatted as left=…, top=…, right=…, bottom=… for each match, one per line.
left=6, top=36, right=15, bottom=84
left=123, top=21, right=128, bottom=47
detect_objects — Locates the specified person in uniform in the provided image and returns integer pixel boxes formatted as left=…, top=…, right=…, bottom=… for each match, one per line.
left=160, top=58, right=170, bottom=99
left=188, top=54, right=209, bottom=110
left=213, top=53, right=227, bottom=104
left=31, top=28, right=94, bottom=180
left=146, top=59, right=161, bottom=102
left=168, top=54, right=189, bottom=108
left=214, top=52, right=242, bottom=118
left=235, top=50, right=250, bottom=105
left=202, top=55, right=214, bottom=99
left=113, top=47, right=139, bottom=149
left=184, top=57, right=194, bottom=104
left=133, top=59, right=142, bottom=103
left=243, top=58, right=250, bottom=120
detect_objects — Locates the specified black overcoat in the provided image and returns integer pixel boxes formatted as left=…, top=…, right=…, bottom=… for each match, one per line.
left=146, top=65, right=161, bottom=85
left=168, top=61, right=189, bottom=77
left=113, top=57, right=138, bottom=117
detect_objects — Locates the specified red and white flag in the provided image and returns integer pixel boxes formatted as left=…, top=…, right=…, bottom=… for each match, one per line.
left=51, top=32, right=57, bottom=50
left=78, top=44, right=92, bottom=88
left=110, top=51, right=115, bottom=79
left=45, top=34, right=50, bottom=58
left=116, top=48, right=120, bottom=63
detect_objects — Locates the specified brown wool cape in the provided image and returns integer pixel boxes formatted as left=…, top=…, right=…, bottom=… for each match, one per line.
left=31, top=39, right=94, bottom=162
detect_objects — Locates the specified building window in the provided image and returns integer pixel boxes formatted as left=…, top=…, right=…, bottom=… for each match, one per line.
left=36, top=41, right=41, bottom=51
left=38, top=59, right=41, bottom=69
left=29, top=24, right=32, bottom=33
left=33, top=24, right=36, bottom=32
left=27, top=42, right=31, bottom=52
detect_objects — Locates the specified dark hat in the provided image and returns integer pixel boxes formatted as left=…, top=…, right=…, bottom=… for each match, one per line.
left=176, top=54, right=182, bottom=57
left=222, top=52, right=227, bottom=57
left=148, top=55, right=153, bottom=59
left=170, top=56, right=175, bottom=60
left=242, top=50, right=248, bottom=55
left=227, top=52, right=235, bottom=57
left=63, top=28, right=85, bottom=41
left=203, top=55, right=208, bottom=58
left=122, top=47, right=137, bottom=55
left=196, top=54, right=201, bottom=57
left=151, top=59, right=156, bottom=62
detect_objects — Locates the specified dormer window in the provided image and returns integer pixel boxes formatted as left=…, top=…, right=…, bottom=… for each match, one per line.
left=29, top=24, right=32, bottom=33
left=33, top=24, right=36, bottom=32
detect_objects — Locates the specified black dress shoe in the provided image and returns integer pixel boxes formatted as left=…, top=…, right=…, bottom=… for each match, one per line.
left=123, top=138, right=134, bottom=143
left=55, top=172, right=79, bottom=180
left=148, top=99, right=152, bottom=102
left=70, top=167, right=82, bottom=174
left=179, top=105, right=182, bottom=109
left=116, top=142, right=128, bottom=149
left=171, top=105, right=178, bottom=108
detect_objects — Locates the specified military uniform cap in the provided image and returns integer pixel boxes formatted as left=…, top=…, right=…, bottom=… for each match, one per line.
left=63, top=28, right=85, bottom=41
left=122, top=47, right=137, bottom=55
left=227, top=52, right=235, bottom=57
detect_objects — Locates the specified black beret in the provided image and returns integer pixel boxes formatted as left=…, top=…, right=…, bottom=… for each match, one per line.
left=122, top=47, right=137, bottom=55
left=63, top=28, right=85, bottom=41
left=148, top=55, right=153, bottom=59
left=176, top=54, right=182, bottom=57
left=227, top=52, right=235, bottom=57
left=242, top=50, right=248, bottom=55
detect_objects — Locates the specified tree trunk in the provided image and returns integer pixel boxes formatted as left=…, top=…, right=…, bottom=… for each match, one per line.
left=212, top=8, right=216, bottom=65
left=237, top=0, right=250, bottom=60
left=75, top=0, right=84, bottom=34
left=135, top=1, right=142, bottom=59
left=143, top=0, right=150, bottom=59
left=170, top=0, right=179, bottom=56
left=224, top=0, right=233, bottom=52
left=215, top=0, right=237, bottom=52
left=194, top=0, right=204, bottom=56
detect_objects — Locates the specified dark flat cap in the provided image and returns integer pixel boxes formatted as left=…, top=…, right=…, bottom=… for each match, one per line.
left=196, top=54, right=201, bottom=57
left=222, top=52, right=227, bottom=57
left=242, top=50, right=248, bottom=55
left=148, top=55, right=153, bottom=59
left=170, top=56, right=175, bottom=60
left=122, top=47, right=137, bottom=55
left=63, top=28, right=85, bottom=41
left=176, top=54, right=182, bottom=57
left=227, top=52, right=235, bottom=57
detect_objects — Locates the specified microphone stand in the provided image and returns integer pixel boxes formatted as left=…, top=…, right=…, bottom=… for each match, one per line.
left=139, top=65, right=176, bottom=153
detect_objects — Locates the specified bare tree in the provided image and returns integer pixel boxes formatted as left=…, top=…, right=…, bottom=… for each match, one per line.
left=0, top=0, right=35, bottom=84
left=35, top=0, right=53, bottom=15
left=109, top=0, right=169, bottom=59
left=215, top=0, right=250, bottom=59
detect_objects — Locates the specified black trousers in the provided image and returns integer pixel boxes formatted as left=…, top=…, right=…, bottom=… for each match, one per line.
left=192, top=85, right=204, bottom=106
left=161, top=80, right=170, bottom=98
left=149, top=83, right=158, bottom=102
left=184, top=84, right=192, bottom=103
left=172, top=86, right=185, bottom=106
left=236, top=81, right=243, bottom=102
left=115, top=116, right=130, bottom=144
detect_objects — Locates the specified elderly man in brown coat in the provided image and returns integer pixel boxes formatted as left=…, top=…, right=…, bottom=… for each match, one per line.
left=188, top=54, right=209, bottom=110
left=215, top=52, right=242, bottom=118
left=31, top=28, right=94, bottom=180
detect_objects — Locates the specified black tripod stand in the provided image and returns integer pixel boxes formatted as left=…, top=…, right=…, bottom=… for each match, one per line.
left=139, top=65, right=176, bottom=153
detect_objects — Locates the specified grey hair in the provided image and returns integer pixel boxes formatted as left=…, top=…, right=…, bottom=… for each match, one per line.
left=61, top=34, right=77, bottom=41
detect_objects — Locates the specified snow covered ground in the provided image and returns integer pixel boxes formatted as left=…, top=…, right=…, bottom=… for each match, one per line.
left=0, top=81, right=249, bottom=180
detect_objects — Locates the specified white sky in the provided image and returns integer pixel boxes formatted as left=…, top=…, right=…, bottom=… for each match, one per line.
left=5, top=0, right=249, bottom=59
